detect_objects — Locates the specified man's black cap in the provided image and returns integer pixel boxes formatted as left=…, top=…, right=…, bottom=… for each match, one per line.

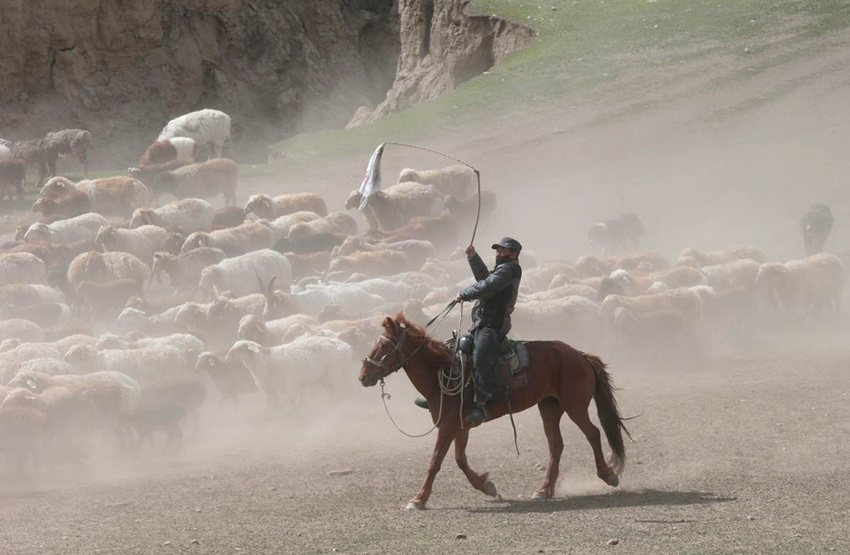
left=491, top=237, right=522, bottom=254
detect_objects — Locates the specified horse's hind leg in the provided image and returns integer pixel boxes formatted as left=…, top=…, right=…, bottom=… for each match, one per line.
left=454, top=429, right=499, bottom=499
left=533, top=397, right=564, bottom=499
left=565, top=406, right=619, bottom=487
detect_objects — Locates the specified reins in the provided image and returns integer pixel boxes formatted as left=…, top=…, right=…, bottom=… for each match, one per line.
left=376, top=300, right=464, bottom=438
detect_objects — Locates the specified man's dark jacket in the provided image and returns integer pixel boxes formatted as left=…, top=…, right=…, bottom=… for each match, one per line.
left=458, top=253, right=522, bottom=335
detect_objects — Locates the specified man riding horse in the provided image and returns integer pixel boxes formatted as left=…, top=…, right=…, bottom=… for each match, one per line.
left=416, top=237, right=523, bottom=425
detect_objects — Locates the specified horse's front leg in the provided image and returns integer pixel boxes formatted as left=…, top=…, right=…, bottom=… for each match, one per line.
left=407, top=425, right=458, bottom=510
left=454, top=428, right=499, bottom=499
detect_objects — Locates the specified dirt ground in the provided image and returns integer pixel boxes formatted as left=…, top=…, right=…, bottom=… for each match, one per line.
left=2, top=23, right=850, bottom=555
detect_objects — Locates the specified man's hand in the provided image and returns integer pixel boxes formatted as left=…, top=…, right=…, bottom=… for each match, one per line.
left=465, top=245, right=476, bottom=259
left=455, top=293, right=463, bottom=303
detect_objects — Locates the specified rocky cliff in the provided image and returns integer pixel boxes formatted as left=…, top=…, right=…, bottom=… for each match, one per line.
left=0, top=0, right=531, bottom=164
left=347, top=0, right=535, bottom=128
left=0, top=0, right=400, bottom=162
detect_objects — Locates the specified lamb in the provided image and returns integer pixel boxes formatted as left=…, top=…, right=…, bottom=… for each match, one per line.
left=151, top=158, right=237, bottom=206
left=588, top=213, right=645, bottom=255
left=32, top=187, right=91, bottom=218
left=0, top=319, right=44, bottom=344
left=181, top=220, right=273, bottom=256
left=129, top=198, right=215, bottom=232
left=679, top=245, right=767, bottom=267
left=0, top=159, right=26, bottom=201
left=397, top=164, right=477, bottom=199
left=288, top=211, right=358, bottom=240
left=68, top=251, right=151, bottom=289
left=346, top=182, right=444, bottom=231
left=157, top=109, right=231, bottom=157
left=11, top=139, right=59, bottom=185
left=0, top=252, right=46, bottom=285
left=755, top=253, right=844, bottom=318
left=44, top=129, right=92, bottom=177
left=194, top=351, right=257, bottom=405
left=262, top=211, right=323, bottom=241
left=135, top=137, right=199, bottom=168
left=150, top=247, right=227, bottom=291
left=74, top=279, right=144, bottom=322
left=22, top=213, right=108, bottom=245
left=327, top=249, right=410, bottom=279
left=41, top=176, right=150, bottom=218
left=800, top=204, right=833, bottom=257
left=197, top=249, right=291, bottom=299
left=63, top=344, right=189, bottom=384
left=245, top=193, right=328, bottom=220
left=0, top=283, right=63, bottom=306
left=225, top=336, right=353, bottom=412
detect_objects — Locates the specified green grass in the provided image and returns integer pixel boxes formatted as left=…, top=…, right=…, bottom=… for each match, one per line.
left=263, top=0, right=850, bottom=176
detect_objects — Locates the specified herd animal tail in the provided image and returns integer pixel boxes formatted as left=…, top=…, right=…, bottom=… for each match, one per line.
left=586, top=353, right=631, bottom=475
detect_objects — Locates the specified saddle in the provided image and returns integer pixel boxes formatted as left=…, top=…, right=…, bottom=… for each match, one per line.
left=447, top=333, right=530, bottom=392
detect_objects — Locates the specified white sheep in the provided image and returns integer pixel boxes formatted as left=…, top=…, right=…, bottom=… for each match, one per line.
left=0, top=343, right=61, bottom=384
left=22, top=212, right=109, bottom=244
left=225, top=336, right=353, bottom=412
left=511, top=296, right=601, bottom=348
left=158, top=109, right=232, bottom=157
left=756, top=253, right=844, bottom=318
left=599, top=288, right=703, bottom=337
left=0, top=319, right=44, bottom=343
left=129, top=198, right=215, bottom=231
left=236, top=314, right=320, bottom=346
left=63, top=344, right=190, bottom=385
left=346, top=182, right=444, bottom=231
left=198, top=249, right=291, bottom=299
left=397, top=164, right=477, bottom=200
left=95, top=225, right=168, bottom=265
left=181, top=220, right=274, bottom=256
left=699, top=258, right=761, bottom=292
left=245, top=193, right=328, bottom=219
left=0, top=252, right=46, bottom=285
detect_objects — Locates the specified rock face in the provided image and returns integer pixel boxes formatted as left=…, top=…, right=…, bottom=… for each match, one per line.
left=0, top=0, right=400, bottom=161
left=346, top=0, right=535, bottom=128
left=0, top=0, right=531, bottom=163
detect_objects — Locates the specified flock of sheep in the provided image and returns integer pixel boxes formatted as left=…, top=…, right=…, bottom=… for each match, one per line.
left=0, top=106, right=844, bottom=475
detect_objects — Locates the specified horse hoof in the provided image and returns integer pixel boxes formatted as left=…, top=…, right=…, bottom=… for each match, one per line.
left=483, top=481, right=499, bottom=497
left=531, top=491, right=549, bottom=500
left=406, top=501, right=426, bottom=510
left=603, top=473, right=620, bottom=487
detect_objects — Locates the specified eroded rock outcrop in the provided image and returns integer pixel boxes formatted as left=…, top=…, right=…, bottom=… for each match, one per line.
left=0, top=0, right=399, bottom=161
left=346, top=0, right=535, bottom=128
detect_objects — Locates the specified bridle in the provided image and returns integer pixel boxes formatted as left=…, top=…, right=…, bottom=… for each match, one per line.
left=361, top=326, right=411, bottom=380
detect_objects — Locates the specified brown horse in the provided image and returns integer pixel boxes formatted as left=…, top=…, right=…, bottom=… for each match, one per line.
left=358, top=313, right=630, bottom=510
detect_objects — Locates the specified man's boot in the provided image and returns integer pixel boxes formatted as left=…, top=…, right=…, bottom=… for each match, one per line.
left=413, top=397, right=430, bottom=409
left=464, top=402, right=490, bottom=425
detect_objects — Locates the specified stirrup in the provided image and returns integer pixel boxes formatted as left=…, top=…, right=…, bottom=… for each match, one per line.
left=464, top=403, right=490, bottom=425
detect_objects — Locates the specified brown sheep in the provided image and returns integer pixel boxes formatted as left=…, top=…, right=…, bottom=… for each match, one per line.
left=32, top=188, right=91, bottom=218
left=75, top=279, right=144, bottom=322
left=245, top=193, right=328, bottom=219
left=44, top=129, right=92, bottom=177
left=327, top=249, right=409, bottom=279
left=211, top=206, right=247, bottom=229
left=151, top=158, right=237, bottom=206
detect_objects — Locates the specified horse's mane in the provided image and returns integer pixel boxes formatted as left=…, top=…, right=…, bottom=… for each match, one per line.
left=384, top=312, right=453, bottom=369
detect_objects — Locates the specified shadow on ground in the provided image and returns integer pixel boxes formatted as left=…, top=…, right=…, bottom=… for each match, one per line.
left=465, top=489, right=735, bottom=514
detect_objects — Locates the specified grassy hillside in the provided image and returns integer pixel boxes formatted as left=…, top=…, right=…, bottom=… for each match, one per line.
left=264, top=0, right=849, bottom=175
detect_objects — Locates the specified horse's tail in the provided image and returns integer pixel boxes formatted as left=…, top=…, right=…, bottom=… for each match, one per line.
left=587, top=353, right=631, bottom=475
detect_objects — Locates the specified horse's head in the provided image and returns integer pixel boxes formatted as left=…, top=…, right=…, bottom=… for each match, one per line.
left=358, top=315, right=409, bottom=387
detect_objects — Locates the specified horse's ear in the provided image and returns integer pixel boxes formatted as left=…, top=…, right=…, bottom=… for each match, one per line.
left=383, top=316, right=396, bottom=331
